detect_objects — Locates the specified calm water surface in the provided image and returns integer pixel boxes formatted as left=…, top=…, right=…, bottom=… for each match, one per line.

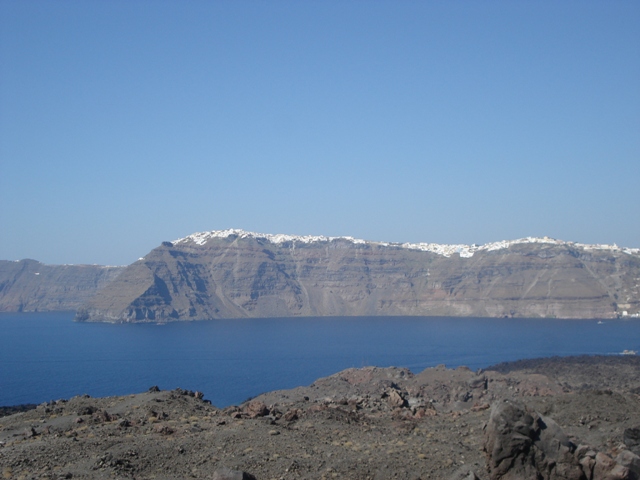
left=1, top=312, right=638, bottom=407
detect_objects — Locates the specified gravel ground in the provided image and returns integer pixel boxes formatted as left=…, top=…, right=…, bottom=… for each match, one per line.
left=1, top=355, right=639, bottom=479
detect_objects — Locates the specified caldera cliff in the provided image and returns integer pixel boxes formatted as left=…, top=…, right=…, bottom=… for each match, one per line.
left=75, top=230, right=640, bottom=322
left=0, top=259, right=125, bottom=312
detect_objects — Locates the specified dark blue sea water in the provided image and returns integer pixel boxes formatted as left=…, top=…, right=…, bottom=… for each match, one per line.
left=1, top=312, right=638, bottom=408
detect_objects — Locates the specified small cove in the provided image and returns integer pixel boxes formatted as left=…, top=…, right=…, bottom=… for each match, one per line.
left=1, top=312, right=638, bottom=407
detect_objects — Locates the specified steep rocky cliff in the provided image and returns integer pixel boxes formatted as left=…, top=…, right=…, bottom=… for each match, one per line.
left=0, top=259, right=125, bottom=312
left=75, top=230, right=640, bottom=322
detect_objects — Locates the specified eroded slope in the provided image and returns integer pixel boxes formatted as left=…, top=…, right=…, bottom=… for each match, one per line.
left=77, top=231, right=640, bottom=322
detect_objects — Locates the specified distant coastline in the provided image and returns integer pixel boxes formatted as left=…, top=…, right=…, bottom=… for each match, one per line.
left=2, top=231, right=639, bottom=322
left=78, top=230, right=640, bottom=323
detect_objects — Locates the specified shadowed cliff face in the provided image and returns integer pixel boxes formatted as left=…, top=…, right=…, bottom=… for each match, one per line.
left=75, top=234, right=640, bottom=322
left=0, top=260, right=125, bottom=312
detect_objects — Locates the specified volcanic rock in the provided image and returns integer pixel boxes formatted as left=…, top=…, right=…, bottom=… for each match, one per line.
left=450, top=466, right=481, bottom=480
left=625, top=427, right=640, bottom=456
left=243, top=401, right=269, bottom=418
left=483, top=401, right=584, bottom=480
left=75, top=229, right=640, bottom=322
left=616, top=451, right=640, bottom=479
left=1, top=355, right=640, bottom=479
left=211, top=469, right=257, bottom=480
left=0, top=259, right=124, bottom=312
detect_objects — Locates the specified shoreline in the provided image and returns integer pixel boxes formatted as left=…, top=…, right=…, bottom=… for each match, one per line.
left=2, top=354, right=639, bottom=479
left=0, top=355, right=640, bottom=480
left=3, top=353, right=638, bottom=412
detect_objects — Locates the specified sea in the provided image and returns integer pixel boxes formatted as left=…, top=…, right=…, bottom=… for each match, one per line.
left=1, top=312, right=638, bottom=408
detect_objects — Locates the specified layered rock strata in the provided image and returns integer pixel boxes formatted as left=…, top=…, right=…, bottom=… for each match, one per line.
left=76, top=230, right=640, bottom=322
left=0, top=259, right=125, bottom=312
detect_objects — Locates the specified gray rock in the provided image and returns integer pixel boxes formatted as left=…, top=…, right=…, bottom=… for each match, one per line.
left=616, top=450, right=640, bottom=480
left=0, top=259, right=124, bottom=312
left=211, top=468, right=257, bottom=480
left=625, top=427, right=640, bottom=456
left=385, top=389, right=407, bottom=408
left=243, top=400, right=269, bottom=418
left=449, top=466, right=480, bottom=480
left=593, top=452, right=616, bottom=480
left=468, top=375, right=488, bottom=390
left=484, top=401, right=584, bottom=480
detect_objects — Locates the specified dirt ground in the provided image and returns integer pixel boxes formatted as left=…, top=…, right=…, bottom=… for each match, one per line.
left=1, top=355, right=639, bottom=479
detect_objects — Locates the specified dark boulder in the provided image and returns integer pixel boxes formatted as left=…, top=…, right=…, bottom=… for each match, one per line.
left=616, top=450, right=640, bottom=480
left=484, top=401, right=585, bottom=480
left=625, top=427, right=640, bottom=456
left=211, top=468, right=257, bottom=480
left=76, top=405, right=97, bottom=416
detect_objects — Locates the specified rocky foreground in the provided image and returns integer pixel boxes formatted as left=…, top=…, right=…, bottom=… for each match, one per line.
left=1, top=355, right=639, bottom=480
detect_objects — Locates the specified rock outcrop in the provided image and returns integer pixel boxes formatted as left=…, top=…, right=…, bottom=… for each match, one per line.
left=484, top=402, right=584, bottom=479
left=75, top=229, right=640, bottom=322
left=484, top=402, right=640, bottom=480
left=625, top=427, right=640, bottom=456
left=0, top=259, right=125, bottom=312
left=2, top=355, right=639, bottom=479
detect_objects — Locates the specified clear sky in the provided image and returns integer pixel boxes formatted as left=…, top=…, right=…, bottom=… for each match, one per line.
left=1, top=1, right=639, bottom=266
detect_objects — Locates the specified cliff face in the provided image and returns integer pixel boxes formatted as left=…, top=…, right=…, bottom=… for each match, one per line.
left=76, top=230, right=640, bottom=322
left=0, top=259, right=125, bottom=312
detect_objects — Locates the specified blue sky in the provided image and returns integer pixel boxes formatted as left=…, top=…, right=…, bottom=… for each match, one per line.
left=1, top=1, right=638, bottom=265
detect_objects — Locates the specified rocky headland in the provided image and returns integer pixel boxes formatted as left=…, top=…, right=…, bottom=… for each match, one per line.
left=1, top=355, right=639, bottom=479
left=0, top=259, right=125, bottom=312
left=75, top=229, right=640, bottom=323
